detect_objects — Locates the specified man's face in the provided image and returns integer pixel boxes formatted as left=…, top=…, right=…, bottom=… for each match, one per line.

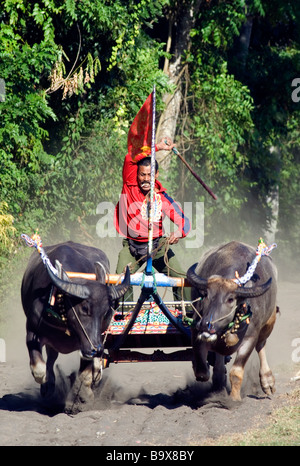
left=137, top=165, right=158, bottom=195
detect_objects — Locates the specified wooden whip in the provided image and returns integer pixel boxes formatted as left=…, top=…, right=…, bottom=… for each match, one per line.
left=165, top=142, right=217, bottom=200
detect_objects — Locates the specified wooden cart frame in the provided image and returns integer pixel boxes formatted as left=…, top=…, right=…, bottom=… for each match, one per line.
left=104, top=272, right=193, bottom=366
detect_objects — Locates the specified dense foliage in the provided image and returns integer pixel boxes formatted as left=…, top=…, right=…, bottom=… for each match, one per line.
left=1, top=0, right=300, bottom=274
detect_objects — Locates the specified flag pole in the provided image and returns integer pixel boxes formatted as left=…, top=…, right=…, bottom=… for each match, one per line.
left=146, top=85, right=156, bottom=275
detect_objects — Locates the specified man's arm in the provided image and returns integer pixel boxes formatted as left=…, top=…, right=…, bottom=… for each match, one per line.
left=161, top=192, right=191, bottom=243
left=122, top=137, right=175, bottom=185
left=157, top=138, right=190, bottom=243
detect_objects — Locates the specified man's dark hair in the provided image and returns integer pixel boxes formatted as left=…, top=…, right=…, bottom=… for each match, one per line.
left=137, top=157, right=159, bottom=173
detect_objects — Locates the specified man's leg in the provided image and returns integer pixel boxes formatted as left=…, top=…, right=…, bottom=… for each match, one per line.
left=115, top=239, right=140, bottom=302
left=152, top=238, right=191, bottom=302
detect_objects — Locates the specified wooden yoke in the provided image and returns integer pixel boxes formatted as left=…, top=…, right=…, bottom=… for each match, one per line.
left=65, top=271, right=191, bottom=287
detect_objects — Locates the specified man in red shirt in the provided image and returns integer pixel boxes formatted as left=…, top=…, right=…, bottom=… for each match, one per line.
left=114, top=137, right=191, bottom=302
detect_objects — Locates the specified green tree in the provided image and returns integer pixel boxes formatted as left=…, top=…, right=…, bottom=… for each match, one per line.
left=0, top=0, right=300, bottom=270
left=0, top=0, right=99, bottom=225
left=160, top=0, right=300, bottom=260
left=0, top=0, right=169, bottom=240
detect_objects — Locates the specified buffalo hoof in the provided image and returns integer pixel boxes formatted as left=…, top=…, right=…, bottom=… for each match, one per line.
left=212, top=373, right=227, bottom=391
left=260, top=370, right=276, bottom=396
left=196, top=375, right=210, bottom=382
left=229, top=390, right=243, bottom=402
left=195, top=371, right=210, bottom=382
left=64, top=377, right=95, bottom=414
left=31, top=361, right=47, bottom=385
left=193, top=360, right=210, bottom=383
left=40, top=381, right=55, bottom=399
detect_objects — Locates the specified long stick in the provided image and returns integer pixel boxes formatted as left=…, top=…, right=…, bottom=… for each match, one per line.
left=169, top=145, right=217, bottom=201
left=146, top=86, right=156, bottom=274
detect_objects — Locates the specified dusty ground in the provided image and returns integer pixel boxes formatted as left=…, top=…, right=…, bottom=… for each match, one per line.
left=0, top=271, right=299, bottom=447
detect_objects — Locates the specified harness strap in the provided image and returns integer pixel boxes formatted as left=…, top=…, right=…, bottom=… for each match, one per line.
left=66, top=297, right=98, bottom=353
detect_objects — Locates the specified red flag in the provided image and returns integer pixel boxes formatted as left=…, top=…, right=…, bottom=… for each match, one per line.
left=127, top=92, right=153, bottom=161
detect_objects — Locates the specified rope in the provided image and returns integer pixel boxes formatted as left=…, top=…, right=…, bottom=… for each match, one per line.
left=120, top=236, right=186, bottom=304
left=162, top=238, right=186, bottom=277
left=233, top=237, right=277, bottom=286
left=209, top=306, right=236, bottom=325
left=21, top=232, right=58, bottom=276
left=67, top=299, right=98, bottom=353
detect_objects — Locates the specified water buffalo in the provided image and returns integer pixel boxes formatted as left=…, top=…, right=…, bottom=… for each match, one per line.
left=21, top=241, right=129, bottom=403
left=187, top=241, right=278, bottom=401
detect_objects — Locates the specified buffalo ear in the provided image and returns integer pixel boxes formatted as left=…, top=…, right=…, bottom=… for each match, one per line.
left=186, top=263, right=208, bottom=291
left=94, top=261, right=108, bottom=283
left=55, top=260, right=71, bottom=281
left=108, top=266, right=130, bottom=301
left=235, top=277, right=272, bottom=299
left=45, top=262, right=90, bottom=299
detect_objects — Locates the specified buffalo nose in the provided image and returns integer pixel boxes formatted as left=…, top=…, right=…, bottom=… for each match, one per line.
left=81, top=344, right=103, bottom=360
left=205, top=318, right=216, bottom=333
left=200, top=321, right=215, bottom=334
left=91, top=344, right=104, bottom=357
left=206, top=325, right=216, bottom=334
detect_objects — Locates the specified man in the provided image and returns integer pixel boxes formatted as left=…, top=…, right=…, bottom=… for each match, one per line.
left=114, top=137, right=191, bottom=301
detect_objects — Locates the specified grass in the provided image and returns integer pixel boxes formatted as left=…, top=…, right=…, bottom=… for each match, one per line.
left=202, top=388, right=300, bottom=446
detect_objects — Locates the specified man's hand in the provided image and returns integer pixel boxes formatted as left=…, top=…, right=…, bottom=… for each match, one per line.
left=156, top=137, right=176, bottom=151
left=168, top=232, right=180, bottom=245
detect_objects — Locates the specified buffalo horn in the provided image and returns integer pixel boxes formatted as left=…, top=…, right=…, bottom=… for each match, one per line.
left=186, top=263, right=208, bottom=290
left=45, top=262, right=90, bottom=299
left=235, top=277, right=272, bottom=299
left=108, top=266, right=130, bottom=300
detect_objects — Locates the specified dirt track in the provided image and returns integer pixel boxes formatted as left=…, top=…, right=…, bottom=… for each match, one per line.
left=0, top=274, right=299, bottom=447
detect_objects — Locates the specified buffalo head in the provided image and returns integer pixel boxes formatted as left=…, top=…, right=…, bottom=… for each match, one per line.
left=187, top=263, right=272, bottom=341
left=45, top=261, right=130, bottom=359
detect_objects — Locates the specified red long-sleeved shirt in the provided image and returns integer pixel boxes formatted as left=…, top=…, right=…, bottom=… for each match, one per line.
left=114, top=152, right=191, bottom=242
